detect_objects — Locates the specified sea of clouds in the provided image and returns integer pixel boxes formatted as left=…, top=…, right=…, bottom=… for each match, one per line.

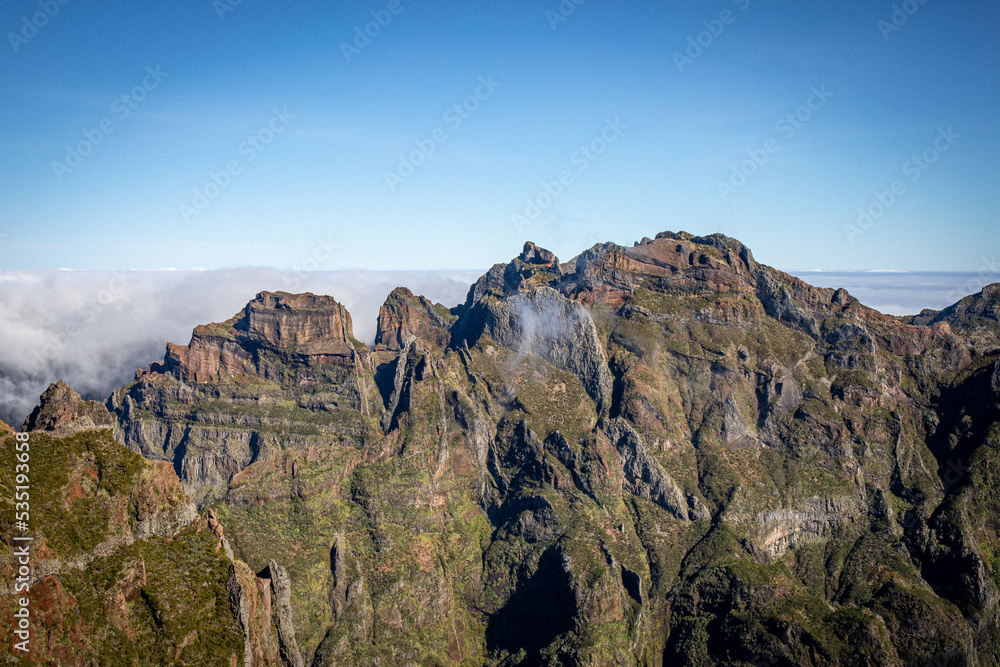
left=0, top=268, right=480, bottom=427
left=795, top=271, right=998, bottom=317
left=1, top=268, right=996, bottom=427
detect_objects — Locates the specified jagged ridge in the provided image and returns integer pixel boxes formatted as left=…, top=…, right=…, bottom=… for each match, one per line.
left=9, top=231, right=1000, bottom=666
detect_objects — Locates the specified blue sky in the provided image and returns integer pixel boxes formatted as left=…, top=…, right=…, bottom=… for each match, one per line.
left=1, top=0, right=997, bottom=272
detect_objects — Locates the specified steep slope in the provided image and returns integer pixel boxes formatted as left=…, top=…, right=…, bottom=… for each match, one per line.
left=904, top=282, right=1000, bottom=354
left=1, top=383, right=318, bottom=666
left=0, top=425, right=248, bottom=665
left=107, top=290, right=379, bottom=507
left=10, top=231, right=999, bottom=666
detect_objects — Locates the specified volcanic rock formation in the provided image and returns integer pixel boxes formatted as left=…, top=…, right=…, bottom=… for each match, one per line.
left=7, top=231, right=1000, bottom=666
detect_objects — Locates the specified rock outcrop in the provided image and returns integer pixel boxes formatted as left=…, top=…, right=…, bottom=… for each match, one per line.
left=905, top=282, right=1000, bottom=353
left=106, top=291, right=376, bottom=506
left=606, top=419, right=706, bottom=521
left=159, top=290, right=358, bottom=384
left=22, top=379, right=114, bottom=435
left=264, top=559, right=304, bottom=667
left=374, top=287, right=454, bottom=352
left=519, top=240, right=561, bottom=269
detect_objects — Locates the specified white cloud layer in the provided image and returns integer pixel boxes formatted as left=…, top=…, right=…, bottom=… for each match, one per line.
left=0, top=268, right=479, bottom=427
left=796, top=271, right=999, bottom=316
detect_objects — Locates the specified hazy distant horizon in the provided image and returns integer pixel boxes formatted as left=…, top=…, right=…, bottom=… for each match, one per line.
left=793, top=269, right=999, bottom=316
left=2, top=266, right=997, bottom=428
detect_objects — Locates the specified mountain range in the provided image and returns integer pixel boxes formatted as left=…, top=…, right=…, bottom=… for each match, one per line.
left=3, top=231, right=999, bottom=666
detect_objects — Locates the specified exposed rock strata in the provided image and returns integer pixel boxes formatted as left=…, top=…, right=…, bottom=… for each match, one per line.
left=159, top=290, right=358, bottom=384
left=11, top=231, right=1000, bottom=666
left=374, top=287, right=453, bottom=352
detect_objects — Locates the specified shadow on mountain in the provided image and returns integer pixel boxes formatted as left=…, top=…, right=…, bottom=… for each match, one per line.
left=485, top=546, right=576, bottom=665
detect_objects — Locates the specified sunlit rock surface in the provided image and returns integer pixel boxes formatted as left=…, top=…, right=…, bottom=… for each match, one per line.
left=6, top=232, right=1000, bottom=666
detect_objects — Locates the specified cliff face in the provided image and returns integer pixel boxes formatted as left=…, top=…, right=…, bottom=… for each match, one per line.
left=374, top=287, right=454, bottom=353
left=106, top=290, right=377, bottom=506
left=162, top=290, right=358, bottom=384
left=8, top=232, right=1000, bottom=666
left=21, top=379, right=114, bottom=436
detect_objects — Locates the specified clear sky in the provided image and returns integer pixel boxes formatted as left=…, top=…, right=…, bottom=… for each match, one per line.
left=1, top=0, right=997, bottom=273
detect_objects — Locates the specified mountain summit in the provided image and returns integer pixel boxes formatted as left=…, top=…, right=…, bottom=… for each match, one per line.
left=7, top=232, right=1000, bottom=666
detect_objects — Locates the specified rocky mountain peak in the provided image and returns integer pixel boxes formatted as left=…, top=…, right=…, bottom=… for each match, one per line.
left=374, top=287, right=454, bottom=352
left=233, top=290, right=354, bottom=352
left=904, top=282, right=1000, bottom=353
left=554, top=232, right=759, bottom=307
left=519, top=241, right=560, bottom=269
left=22, top=378, right=114, bottom=435
left=157, top=290, right=358, bottom=383
left=12, top=231, right=1000, bottom=666
left=459, top=242, right=566, bottom=311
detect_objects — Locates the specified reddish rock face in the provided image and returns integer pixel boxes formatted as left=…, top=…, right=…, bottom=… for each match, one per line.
left=21, top=379, right=114, bottom=435
left=374, top=287, right=453, bottom=353
left=564, top=234, right=756, bottom=307
left=237, top=291, right=354, bottom=353
left=161, top=291, right=358, bottom=383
